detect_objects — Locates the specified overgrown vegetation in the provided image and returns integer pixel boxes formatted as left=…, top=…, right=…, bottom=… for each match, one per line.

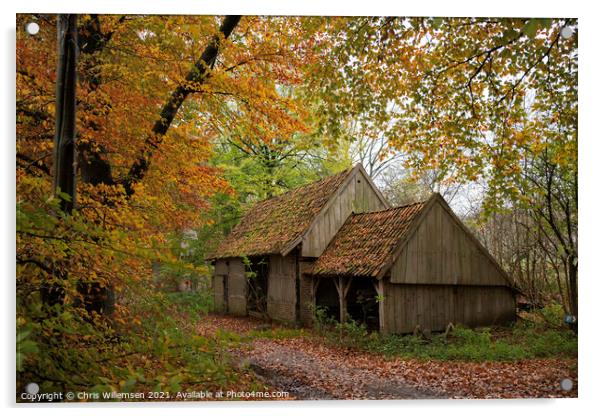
left=16, top=286, right=245, bottom=401
left=206, top=302, right=577, bottom=363
left=310, top=304, right=577, bottom=362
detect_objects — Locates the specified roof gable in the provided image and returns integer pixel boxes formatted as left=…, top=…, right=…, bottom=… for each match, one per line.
left=286, top=165, right=389, bottom=257
left=310, top=193, right=512, bottom=287
left=207, top=167, right=354, bottom=259
left=385, top=194, right=512, bottom=286
left=310, top=201, right=426, bottom=278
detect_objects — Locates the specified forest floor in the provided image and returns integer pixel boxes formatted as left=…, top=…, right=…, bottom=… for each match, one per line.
left=195, top=314, right=578, bottom=400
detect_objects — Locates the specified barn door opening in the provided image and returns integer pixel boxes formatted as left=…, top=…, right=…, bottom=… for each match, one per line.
left=246, top=256, right=268, bottom=316
left=347, top=278, right=380, bottom=331
left=223, top=273, right=229, bottom=312
left=314, top=277, right=340, bottom=322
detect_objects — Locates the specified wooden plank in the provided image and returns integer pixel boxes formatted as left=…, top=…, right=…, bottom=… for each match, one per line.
left=393, top=283, right=401, bottom=333
left=435, top=203, right=443, bottom=284
left=357, top=176, right=365, bottom=212
left=215, top=260, right=228, bottom=275
left=227, top=258, right=247, bottom=315
left=349, top=174, right=357, bottom=212
left=388, top=199, right=510, bottom=288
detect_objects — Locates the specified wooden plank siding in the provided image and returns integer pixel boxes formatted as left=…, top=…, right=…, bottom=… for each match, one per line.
left=213, top=259, right=232, bottom=312
left=266, top=254, right=297, bottom=322
left=390, top=200, right=508, bottom=286
left=227, top=258, right=247, bottom=316
left=212, top=259, right=229, bottom=312
left=299, top=259, right=316, bottom=325
left=302, top=169, right=387, bottom=258
left=382, top=282, right=516, bottom=334
left=212, top=274, right=225, bottom=312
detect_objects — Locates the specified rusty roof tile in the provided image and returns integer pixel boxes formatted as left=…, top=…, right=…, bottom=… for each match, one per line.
left=207, top=168, right=353, bottom=259
left=309, top=202, right=426, bottom=278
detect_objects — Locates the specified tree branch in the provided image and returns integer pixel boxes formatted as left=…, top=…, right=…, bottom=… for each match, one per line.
left=122, top=15, right=242, bottom=196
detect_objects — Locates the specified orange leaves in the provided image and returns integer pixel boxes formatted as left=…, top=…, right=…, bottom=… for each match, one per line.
left=201, top=315, right=577, bottom=400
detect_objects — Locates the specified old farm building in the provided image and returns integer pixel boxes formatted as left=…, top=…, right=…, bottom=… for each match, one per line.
left=206, top=165, right=516, bottom=333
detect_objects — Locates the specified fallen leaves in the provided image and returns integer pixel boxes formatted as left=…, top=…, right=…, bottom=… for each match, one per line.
left=197, top=314, right=577, bottom=400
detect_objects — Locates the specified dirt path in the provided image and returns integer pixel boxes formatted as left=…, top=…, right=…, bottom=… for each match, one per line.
left=197, top=314, right=577, bottom=400
left=235, top=339, right=446, bottom=399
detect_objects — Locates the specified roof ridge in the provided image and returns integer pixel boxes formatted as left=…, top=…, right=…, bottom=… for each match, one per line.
left=207, top=166, right=355, bottom=260
left=351, top=199, right=427, bottom=216
left=254, top=167, right=352, bottom=204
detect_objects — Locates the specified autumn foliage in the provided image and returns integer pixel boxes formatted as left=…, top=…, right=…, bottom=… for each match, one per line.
left=16, top=14, right=577, bottom=399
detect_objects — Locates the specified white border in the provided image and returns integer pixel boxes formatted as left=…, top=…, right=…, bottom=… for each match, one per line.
left=3, top=1, right=599, bottom=415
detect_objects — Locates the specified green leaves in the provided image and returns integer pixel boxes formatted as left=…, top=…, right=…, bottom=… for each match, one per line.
left=16, top=326, right=38, bottom=372
left=521, top=19, right=540, bottom=38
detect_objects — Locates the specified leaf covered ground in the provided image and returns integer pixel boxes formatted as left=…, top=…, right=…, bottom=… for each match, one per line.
left=196, top=314, right=578, bottom=400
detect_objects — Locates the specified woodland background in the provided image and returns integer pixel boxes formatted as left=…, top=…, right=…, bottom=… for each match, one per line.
left=15, top=15, right=577, bottom=398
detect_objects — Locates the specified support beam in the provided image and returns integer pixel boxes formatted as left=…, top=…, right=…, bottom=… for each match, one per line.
left=310, top=277, right=320, bottom=303
left=334, top=276, right=353, bottom=323
left=373, top=279, right=385, bottom=333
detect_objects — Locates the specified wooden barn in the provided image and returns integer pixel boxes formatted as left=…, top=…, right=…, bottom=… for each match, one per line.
left=206, top=164, right=516, bottom=333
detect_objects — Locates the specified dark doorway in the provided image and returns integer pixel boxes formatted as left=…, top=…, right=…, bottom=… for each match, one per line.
left=347, top=279, right=379, bottom=331
left=246, top=256, right=268, bottom=315
left=315, top=278, right=340, bottom=322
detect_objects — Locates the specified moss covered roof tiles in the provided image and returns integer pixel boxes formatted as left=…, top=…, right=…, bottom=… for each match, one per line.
left=207, top=168, right=352, bottom=259
left=309, top=202, right=426, bottom=278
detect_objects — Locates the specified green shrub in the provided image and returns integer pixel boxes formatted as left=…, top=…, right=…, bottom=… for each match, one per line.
left=320, top=306, right=578, bottom=362
left=333, top=319, right=369, bottom=348
left=539, top=303, right=566, bottom=327
left=165, top=291, right=213, bottom=316
left=309, top=304, right=338, bottom=332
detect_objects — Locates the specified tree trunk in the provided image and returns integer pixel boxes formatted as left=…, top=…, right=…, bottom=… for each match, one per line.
left=43, top=14, right=78, bottom=308
left=53, top=14, right=78, bottom=212
left=567, top=255, right=578, bottom=333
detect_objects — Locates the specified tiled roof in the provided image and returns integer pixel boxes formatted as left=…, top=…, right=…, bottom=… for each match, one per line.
left=309, top=202, right=426, bottom=278
left=207, top=168, right=352, bottom=259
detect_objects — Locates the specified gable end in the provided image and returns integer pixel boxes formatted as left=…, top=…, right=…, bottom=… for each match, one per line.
left=386, top=194, right=512, bottom=287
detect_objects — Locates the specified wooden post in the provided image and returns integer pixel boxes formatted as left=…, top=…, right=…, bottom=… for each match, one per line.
left=307, top=276, right=319, bottom=323
left=334, top=276, right=352, bottom=323
left=373, top=279, right=385, bottom=333
left=310, top=277, right=318, bottom=302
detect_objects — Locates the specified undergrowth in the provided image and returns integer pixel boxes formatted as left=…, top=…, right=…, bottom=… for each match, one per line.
left=311, top=304, right=577, bottom=362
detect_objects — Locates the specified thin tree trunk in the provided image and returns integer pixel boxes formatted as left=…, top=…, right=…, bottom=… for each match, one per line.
left=53, top=14, right=78, bottom=212
left=42, top=14, right=78, bottom=308
left=567, top=255, right=578, bottom=333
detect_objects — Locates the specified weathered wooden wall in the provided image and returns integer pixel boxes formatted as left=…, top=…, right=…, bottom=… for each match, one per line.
left=267, top=254, right=297, bottom=322
left=382, top=282, right=516, bottom=333
left=302, top=169, right=387, bottom=257
left=213, top=259, right=246, bottom=315
left=299, top=259, right=316, bottom=325
left=391, top=199, right=508, bottom=286
left=212, top=260, right=228, bottom=312
left=212, top=274, right=225, bottom=312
